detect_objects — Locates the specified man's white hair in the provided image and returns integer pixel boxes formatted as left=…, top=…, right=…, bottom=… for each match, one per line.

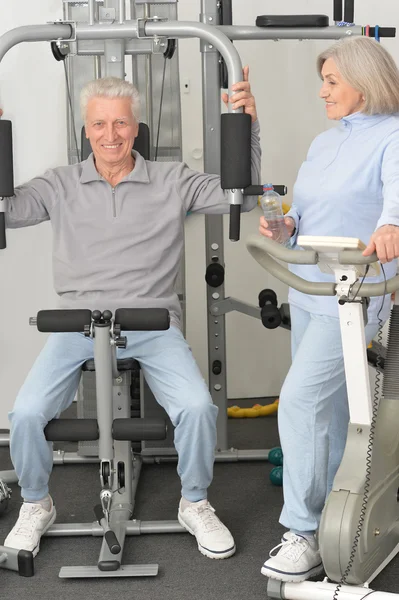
left=80, top=77, right=141, bottom=122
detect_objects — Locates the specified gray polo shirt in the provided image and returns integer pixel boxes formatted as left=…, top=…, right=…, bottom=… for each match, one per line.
left=6, top=120, right=261, bottom=327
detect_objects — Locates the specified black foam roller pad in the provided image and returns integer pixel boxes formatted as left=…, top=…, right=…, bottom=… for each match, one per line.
left=37, top=309, right=92, bottom=332
left=44, top=418, right=99, bottom=441
left=115, top=308, right=170, bottom=331
left=0, top=120, right=14, bottom=197
left=221, top=113, right=252, bottom=190
left=113, top=417, right=167, bottom=441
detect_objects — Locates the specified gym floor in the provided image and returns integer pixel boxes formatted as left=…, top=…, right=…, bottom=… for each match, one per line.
left=0, top=398, right=398, bottom=600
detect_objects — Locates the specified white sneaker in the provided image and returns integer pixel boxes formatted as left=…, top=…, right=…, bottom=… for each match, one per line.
left=178, top=499, right=236, bottom=559
left=4, top=499, right=56, bottom=557
left=261, top=532, right=324, bottom=582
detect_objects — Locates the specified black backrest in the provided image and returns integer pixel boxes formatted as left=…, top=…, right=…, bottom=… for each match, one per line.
left=80, top=122, right=150, bottom=161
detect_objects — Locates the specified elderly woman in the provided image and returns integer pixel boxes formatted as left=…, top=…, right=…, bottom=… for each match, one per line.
left=260, top=36, right=399, bottom=582
left=2, top=70, right=260, bottom=559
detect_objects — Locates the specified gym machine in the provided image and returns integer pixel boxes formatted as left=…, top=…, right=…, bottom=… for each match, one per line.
left=201, top=0, right=395, bottom=454
left=0, top=0, right=268, bottom=576
left=0, top=0, right=396, bottom=577
left=0, top=307, right=183, bottom=578
left=0, top=0, right=395, bottom=496
left=246, top=233, right=399, bottom=600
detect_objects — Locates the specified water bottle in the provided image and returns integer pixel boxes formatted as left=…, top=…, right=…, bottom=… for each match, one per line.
left=260, top=184, right=290, bottom=245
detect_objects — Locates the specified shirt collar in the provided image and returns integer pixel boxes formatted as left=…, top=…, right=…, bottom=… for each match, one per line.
left=340, top=111, right=391, bottom=128
left=80, top=150, right=150, bottom=184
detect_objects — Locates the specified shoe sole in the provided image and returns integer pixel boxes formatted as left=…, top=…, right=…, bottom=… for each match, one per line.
left=178, top=513, right=236, bottom=560
left=31, top=508, right=57, bottom=558
left=261, top=562, right=324, bottom=583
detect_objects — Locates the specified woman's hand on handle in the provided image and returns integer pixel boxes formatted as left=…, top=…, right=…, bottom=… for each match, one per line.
left=259, top=215, right=296, bottom=239
left=363, top=224, right=399, bottom=264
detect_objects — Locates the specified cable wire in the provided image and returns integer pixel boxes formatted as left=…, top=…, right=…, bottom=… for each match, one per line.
left=154, top=55, right=168, bottom=161
left=63, top=60, right=81, bottom=163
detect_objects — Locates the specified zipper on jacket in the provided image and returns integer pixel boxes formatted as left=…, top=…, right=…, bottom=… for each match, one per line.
left=112, top=187, right=116, bottom=218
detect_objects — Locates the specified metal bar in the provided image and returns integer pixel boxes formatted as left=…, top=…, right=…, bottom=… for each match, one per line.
left=141, top=448, right=271, bottom=461
left=44, top=519, right=185, bottom=537
left=200, top=0, right=228, bottom=451
left=73, top=39, right=154, bottom=55
left=53, top=452, right=99, bottom=464
left=93, top=324, right=114, bottom=462
left=76, top=21, right=140, bottom=39
left=0, top=432, right=9, bottom=446
left=119, top=0, right=126, bottom=24
left=216, top=25, right=363, bottom=40
left=88, top=0, right=95, bottom=25
left=0, top=24, right=73, bottom=62
left=0, top=470, right=17, bottom=484
left=0, top=546, right=22, bottom=574
left=144, top=20, right=243, bottom=109
left=211, top=297, right=261, bottom=319
left=59, top=564, right=158, bottom=578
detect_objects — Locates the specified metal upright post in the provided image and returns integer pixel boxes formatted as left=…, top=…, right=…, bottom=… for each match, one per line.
left=201, top=0, right=228, bottom=451
left=103, top=0, right=126, bottom=78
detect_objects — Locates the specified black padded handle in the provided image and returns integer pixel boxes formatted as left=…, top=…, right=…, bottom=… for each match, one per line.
left=369, top=27, right=396, bottom=38
left=114, top=308, right=170, bottom=331
left=105, top=531, right=121, bottom=555
left=113, top=417, right=167, bottom=441
left=229, top=204, right=241, bottom=242
left=333, top=0, right=342, bottom=22
left=256, top=15, right=329, bottom=28
left=344, top=0, right=354, bottom=23
left=221, top=113, right=252, bottom=190
left=36, top=309, right=92, bottom=333
left=0, top=120, right=14, bottom=197
left=243, top=185, right=287, bottom=197
left=44, top=418, right=98, bottom=441
left=0, top=212, right=5, bottom=250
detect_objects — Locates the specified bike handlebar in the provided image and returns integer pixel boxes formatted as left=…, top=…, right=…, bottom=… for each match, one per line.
left=246, top=234, right=399, bottom=297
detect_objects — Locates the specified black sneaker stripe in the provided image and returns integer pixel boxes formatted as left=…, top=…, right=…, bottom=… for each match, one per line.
left=262, top=562, right=323, bottom=576
left=200, top=544, right=236, bottom=554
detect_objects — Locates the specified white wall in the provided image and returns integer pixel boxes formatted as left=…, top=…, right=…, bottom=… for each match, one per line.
left=0, top=0, right=398, bottom=427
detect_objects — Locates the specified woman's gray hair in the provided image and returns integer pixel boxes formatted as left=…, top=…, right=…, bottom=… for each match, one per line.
left=317, top=37, right=399, bottom=115
left=80, top=76, right=141, bottom=122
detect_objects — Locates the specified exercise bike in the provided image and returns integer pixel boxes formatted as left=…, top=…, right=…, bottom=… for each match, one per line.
left=246, top=234, right=399, bottom=600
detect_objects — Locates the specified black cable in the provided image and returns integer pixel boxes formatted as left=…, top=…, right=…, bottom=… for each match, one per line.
left=333, top=265, right=387, bottom=600
left=154, top=56, right=168, bottom=161
left=63, top=60, right=81, bottom=163
left=347, top=264, right=370, bottom=301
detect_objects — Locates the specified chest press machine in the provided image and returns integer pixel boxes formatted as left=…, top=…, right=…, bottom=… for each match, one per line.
left=247, top=233, right=399, bottom=600
left=0, top=4, right=265, bottom=579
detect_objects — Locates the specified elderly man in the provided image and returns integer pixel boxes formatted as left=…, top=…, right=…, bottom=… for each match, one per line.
left=2, top=69, right=260, bottom=559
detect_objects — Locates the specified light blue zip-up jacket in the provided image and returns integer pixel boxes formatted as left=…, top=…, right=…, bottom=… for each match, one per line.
left=286, top=112, right=399, bottom=324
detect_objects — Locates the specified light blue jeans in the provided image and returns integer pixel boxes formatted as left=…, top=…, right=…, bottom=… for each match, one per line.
left=9, top=327, right=218, bottom=503
left=278, top=305, right=380, bottom=534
